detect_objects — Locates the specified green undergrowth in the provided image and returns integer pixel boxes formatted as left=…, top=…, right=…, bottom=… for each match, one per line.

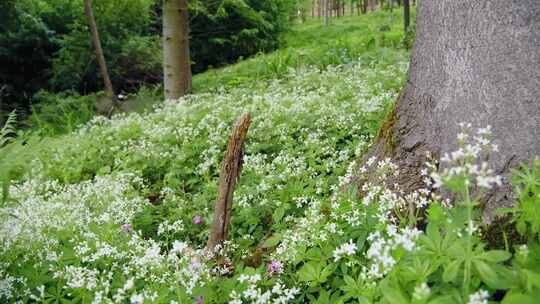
left=193, top=10, right=412, bottom=92
left=26, top=10, right=411, bottom=137
left=0, top=54, right=408, bottom=302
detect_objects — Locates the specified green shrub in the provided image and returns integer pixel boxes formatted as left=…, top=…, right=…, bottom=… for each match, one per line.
left=29, top=91, right=97, bottom=136
left=502, top=159, right=540, bottom=242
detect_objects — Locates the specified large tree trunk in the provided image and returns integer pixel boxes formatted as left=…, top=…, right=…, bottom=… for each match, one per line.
left=83, top=0, right=116, bottom=101
left=163, top=0, right=192, bottom=101
left=364, top=0, right=540, bottom=221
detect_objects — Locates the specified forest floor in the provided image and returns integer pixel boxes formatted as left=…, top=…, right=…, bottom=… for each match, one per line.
left=2, top=9, right=538, bottom=304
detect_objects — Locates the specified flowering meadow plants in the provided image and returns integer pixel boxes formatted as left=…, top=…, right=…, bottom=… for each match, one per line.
left=1, top=58, right=409, bottom=303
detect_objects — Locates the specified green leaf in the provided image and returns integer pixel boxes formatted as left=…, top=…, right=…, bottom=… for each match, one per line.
left=517, top=220, right=527, bottom=235
left=447, top=242, right=466, bottom=257
left=474, top=260, right=511, bottom=289
left=298, top=262, right=319, bottom=283
left=427, top=203, right=445, bottom=223
left=442, top=260, right=461, bottom=282
left=525, top=269, right=540, bottom=289
left=319, top=264, right=334, bottom=283
left=474, top=260, right=497, bottom=283
left=428, top=295, right=457, bottom=304
left=262, top=234, right=282, bottom=248
left=380, top=280, right=408, bottom=304
left=306, top=247, right=325, bottom=262
left=481, top=250, right=512, bottom=263
left=502, top=293, right=537, bottom=304
left=343, top=275, right=356, bottom=287
left=272, top=206, right=286, bottom=223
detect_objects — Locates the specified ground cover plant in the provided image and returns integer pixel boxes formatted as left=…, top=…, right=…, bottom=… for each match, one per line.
left=1, top=9, right=540, bottom=304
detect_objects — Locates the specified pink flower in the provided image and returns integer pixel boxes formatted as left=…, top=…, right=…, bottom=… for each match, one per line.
left=121, top=223, right=133, bottom=234
left=267, top=260, right=283, bottom=275
left=193, top=215, right=203, bottom=225
left=194, top=296, right=204, bottom=304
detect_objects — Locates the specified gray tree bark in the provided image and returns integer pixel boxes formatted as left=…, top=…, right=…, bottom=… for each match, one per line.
left=364, top=0, right=540, bottom=220
left=163, top=0, right=192, bottom=101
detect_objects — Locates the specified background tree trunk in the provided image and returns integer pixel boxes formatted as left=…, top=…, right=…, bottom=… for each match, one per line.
left=178, top=0, right=192, bottom=95
left=363, top=0, right=540, bottom=221
left=163, top=0, right=192, bottom=101
left=368, top=0, right=376, bottom=11
left=324, top=0, right=330, bottom=26
left=83, top=0, right=115, bottom=101
left=403, top=0, right=410, bottom=30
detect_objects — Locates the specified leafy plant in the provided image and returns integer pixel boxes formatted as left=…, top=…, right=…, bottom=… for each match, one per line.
left=510, top=159, right=540, bottom=240
left=0, top=110, right=16, bottom=147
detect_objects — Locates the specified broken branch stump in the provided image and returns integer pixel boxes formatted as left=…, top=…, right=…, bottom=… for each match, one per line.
left=207, top=113, right=252, bottom=252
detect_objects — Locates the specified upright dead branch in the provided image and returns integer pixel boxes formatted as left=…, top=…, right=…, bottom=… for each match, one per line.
left=207, top=113, right=252, bottom=252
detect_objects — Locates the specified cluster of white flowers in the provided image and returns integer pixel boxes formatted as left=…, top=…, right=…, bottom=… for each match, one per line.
left=273, top=199, right=327, bottom=262
left=157, top=219, right=184, bottom=236
left=0, top=271, right=28, bottom=301
left=0, top=173, right=146, bottom=250
left=517, top=244, right=529, bottom=258
left=333, top=239, right=358, bottom=262
left=429, top=124, right=502, bottom=191
left=229, top=274, right=299, bottom=304
left=365, top=225, right=422, bottom=279
left=467, top=289, right=489, bottom=304
left=412, top=282, right=431, bottom=300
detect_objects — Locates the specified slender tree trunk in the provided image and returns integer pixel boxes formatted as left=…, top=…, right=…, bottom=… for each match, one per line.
left=163, top=0, right=192, bottom=101
left=362, top=0, right=540, bottom=221
left=324, top=0, right=330, bottom=26
left=403, top=0, right=410, bottom=31
left=179, top=0, right=192, bottom=94
left=207, top=113, right=252, bottom=251
left=83, top=0, right=116, bottom=101
left=368, top=0, right=375, bottom=11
